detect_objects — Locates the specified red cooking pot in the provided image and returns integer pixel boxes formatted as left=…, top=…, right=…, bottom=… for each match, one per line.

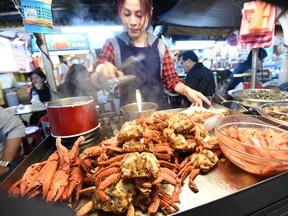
left=47, top=96, right=99, bottom=138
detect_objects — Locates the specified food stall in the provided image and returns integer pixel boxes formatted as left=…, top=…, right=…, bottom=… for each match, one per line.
left=1, top=100, right=288, bottom=215
left=1, top=0, right=288, bottom=215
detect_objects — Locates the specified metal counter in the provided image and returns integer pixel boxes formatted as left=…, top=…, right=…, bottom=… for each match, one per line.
left=1, top=115, right=288, bottom=215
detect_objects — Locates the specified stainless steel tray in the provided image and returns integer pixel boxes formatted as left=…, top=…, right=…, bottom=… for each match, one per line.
left=258, top=102, right=288, bottom=127
left=228, top=89, right=288, bottom=108
left=1, top=113, right=288, bottom=216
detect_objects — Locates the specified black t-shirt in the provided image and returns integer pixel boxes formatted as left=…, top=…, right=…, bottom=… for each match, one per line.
left=185, top=62, right=216, bottom=97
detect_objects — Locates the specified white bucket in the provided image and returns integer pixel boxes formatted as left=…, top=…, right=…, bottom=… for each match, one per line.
left=278, top=53, right=288, bottom=85
left=6, top=92, right=19, bottom=107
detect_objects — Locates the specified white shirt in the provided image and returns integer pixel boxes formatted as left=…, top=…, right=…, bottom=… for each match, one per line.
left=59, top=63, right=69, bottom=83
left=0, top=107, right=25, bottom=158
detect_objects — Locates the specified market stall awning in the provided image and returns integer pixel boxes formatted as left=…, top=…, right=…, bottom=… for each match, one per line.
left=158, top=0, right=246, bottom=36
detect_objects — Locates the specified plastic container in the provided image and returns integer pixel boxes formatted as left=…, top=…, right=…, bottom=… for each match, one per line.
left=278, top=53, right=288, bottom=85
left=20, top=0, right=53, bottom=33
left=6, top=92, right=19, bottom=107
left=31, top=90, right=40, bottom=104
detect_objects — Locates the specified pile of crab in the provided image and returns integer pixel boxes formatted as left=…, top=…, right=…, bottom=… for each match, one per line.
left=8, top=109, right=227, bottom=216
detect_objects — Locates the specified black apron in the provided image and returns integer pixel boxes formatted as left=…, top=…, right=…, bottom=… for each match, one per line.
left=117, top=37, right=168, bottom=110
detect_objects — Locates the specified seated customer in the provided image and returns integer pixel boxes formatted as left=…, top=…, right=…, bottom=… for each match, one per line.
left=58, top=64, right=91, bottom=98
left=28, top=67, right=51, bottom=126
left=227, top=48, right=267, bottom=91
left=179, top=50, right=216, bottom=97
left=0, top=106, right=25, bottom=183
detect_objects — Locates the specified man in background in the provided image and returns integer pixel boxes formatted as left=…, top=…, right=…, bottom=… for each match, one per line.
left=58, top=55, right=69, bottom=84
left=227, top=48, right=267, bottom=91
left=179, top=50, right=216, bottom=98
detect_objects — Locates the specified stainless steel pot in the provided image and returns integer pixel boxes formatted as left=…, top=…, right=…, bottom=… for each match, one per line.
left=47, top=96, right=99, bottom=138
left=120, top=102, right=158, bottom=121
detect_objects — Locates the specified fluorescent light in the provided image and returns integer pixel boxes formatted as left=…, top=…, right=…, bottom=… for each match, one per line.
left=170, top=40, right=223, bottom=50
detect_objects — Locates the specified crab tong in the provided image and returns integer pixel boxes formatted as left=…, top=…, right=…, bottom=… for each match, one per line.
left=92, top=52, right=146, bottom=89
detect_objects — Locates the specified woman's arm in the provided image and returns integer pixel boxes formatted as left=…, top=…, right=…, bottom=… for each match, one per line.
left=161, top=47, right=211, bottom=107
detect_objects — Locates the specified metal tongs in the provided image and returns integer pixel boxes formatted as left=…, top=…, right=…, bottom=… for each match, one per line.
left=92, top=53, right=146, bottom=89
left=118, top=53, right=146, bottom=71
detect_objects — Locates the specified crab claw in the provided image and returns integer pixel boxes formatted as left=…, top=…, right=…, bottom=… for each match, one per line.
left=46, top=169, right=69, bottom=202
left=7, top=179, right=21, bottom=198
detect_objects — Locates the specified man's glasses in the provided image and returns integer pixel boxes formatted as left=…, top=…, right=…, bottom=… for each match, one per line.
left=180, top=59, right=187, bottom=65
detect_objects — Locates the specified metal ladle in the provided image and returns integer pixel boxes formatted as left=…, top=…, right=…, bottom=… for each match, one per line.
left=136, top=89, right=142, bottom=112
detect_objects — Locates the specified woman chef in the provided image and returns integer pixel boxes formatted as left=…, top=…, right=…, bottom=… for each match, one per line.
left=92, top=0, right=211, bottom=109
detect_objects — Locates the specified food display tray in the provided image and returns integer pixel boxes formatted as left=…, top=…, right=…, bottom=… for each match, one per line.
left=1, top=112, right=288, bottom=216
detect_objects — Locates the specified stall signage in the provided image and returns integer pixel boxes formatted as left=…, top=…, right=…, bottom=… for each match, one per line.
left=31, top=33, right=90, bottom=52
left=0, top=36, right=19, bottom=72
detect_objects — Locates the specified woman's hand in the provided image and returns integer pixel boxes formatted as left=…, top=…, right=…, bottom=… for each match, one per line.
left=175, top=83, right=211, bottom=107
left=183, top=86, right=211, bottom=107
left=91, top=61, right=124, bottom=88
left=96, top=61, right=124, bottom=79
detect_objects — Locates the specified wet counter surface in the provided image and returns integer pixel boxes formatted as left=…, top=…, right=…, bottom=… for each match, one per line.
left=1, top=107, right=288, bottom=216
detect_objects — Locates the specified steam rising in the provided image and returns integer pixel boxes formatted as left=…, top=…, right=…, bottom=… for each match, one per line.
left=60, top=0, right=119, bottom=26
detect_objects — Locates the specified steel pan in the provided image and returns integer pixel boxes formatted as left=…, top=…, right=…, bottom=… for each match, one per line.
left=228, top=89, right=288, bottom=108
left=120, top=102, right=158, bottom=121
left=258, top=102, right=288, bottom=126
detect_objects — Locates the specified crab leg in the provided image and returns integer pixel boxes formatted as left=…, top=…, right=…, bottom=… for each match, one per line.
left=189, top=168, right=200, bottom=192
left=97, top=173, right=121, bottom=201
left=75, top=200, right=94, bottom=216
left=38, top=152, right=59, bottom=199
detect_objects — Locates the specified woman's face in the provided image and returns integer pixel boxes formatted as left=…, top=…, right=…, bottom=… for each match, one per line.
left=31, top=74, right=44, bottom=89
left=119, top=0, right=150, bottom=40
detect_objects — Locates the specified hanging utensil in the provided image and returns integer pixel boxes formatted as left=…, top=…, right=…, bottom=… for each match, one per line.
left=136, top=89, right=142, bottom=112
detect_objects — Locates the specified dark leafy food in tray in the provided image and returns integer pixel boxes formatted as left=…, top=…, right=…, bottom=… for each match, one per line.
left=7, top=110, right=228, bottom=215
left=235, top=89, right=287, bottom=100
left=262, top=105, right=288, bottom=121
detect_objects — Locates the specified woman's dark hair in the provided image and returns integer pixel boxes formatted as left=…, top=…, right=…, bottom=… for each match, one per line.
left=58, top=64, right=89, bottom=97
left=64, top=64, right=88, bottom=83
left=117, top=0, right=153, bottom=25
left=28, top=67, right=46, bottom=80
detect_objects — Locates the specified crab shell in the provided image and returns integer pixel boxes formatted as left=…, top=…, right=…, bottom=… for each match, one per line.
left=121, top=152, right=160, bottom=178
